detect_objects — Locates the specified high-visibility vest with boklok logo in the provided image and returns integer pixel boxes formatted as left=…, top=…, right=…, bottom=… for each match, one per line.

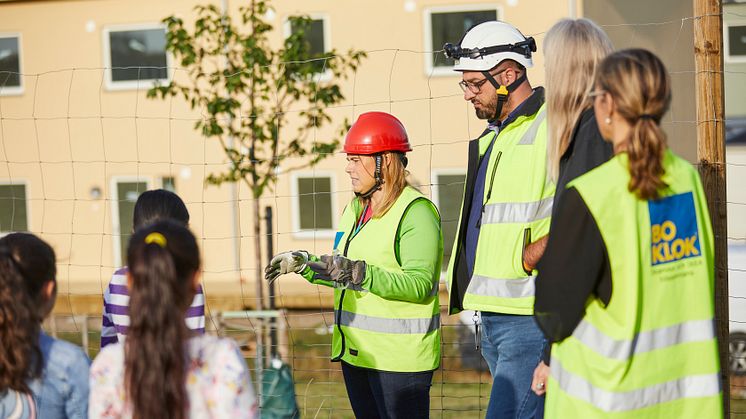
left=547, top=150, right=722, bottom=418
left=446, top=105, right=554, bottom=315
left=331, top=186, right=442, bottom=372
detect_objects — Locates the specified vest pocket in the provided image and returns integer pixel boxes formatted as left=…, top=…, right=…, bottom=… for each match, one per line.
left=521, top=227, right=532, bottom=275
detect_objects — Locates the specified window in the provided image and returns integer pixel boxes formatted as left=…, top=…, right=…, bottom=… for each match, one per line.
left=112, top=180, right=148, bottom=266
left=161, top=176, right=176, bottom=192
left=103, top=25, right=169, bottom=90
left=292, top=174, right=335, bottom=238
left=0, top=183, right=28, bottom=233
left=284, top=15, right=331, bottom=75
left=433, top=171, right=466, bottom=271
left=0, top=35, right=22, bottom=94
left=726, top=23, right=746, bottom=63
left=424, top=5, right=500, bottom=75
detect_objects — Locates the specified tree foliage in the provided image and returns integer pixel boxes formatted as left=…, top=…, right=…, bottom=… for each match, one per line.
left=147, top=1, right=366, bottom=198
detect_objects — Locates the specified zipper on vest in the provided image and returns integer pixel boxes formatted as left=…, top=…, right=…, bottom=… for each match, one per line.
left=476, top=150, right=502, bottom=228
left=332, top=219, right=358, bottom=361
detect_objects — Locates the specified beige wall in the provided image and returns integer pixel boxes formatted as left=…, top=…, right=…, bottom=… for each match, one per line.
left=582, top=0, right=699, bottom=162
left=728, top=145, right=746, bottom=243
left=725, top=2, right=746, bottom=243
left=725, top=2, right=746, bottom=118
left=0, top=0, right=570, bottom=312
left=2, top=0, right=741, bottom=312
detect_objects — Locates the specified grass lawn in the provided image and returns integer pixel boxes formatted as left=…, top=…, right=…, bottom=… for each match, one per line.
left=733, top=398, right=746, bottom=418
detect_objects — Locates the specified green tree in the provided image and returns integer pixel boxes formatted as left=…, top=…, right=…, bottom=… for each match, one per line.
left=148, top=0, right=365, bottom=309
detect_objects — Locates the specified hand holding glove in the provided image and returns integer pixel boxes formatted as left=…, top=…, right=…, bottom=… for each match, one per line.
left=264, top=251, right=310, bottom=281
left=307, top=254, right=366, bottom=286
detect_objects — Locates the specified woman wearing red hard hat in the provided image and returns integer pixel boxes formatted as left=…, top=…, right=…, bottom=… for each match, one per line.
left=266, top=111, right=443, bottom=418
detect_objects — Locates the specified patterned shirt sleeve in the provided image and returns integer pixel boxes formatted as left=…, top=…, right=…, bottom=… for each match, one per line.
left=207, top=339, right=258, bottom=419
left=88, top=346, right=126, bottom=418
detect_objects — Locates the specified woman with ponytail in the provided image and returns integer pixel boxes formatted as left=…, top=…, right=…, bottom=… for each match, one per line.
left=0, top=233, right=90, bottom=418
left=89, top=220, right=258, bottom=418
left=533, top=49, right=721, bottom=418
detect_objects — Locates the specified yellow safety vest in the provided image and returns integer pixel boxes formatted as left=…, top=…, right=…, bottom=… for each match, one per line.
left=547, top=150, right=722, bottom=418
left=447, top=104, right=554, bottom=315
left=331, top=186, right=442, bottom=372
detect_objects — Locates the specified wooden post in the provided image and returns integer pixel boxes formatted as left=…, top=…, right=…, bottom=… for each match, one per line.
left=693, top=0, right=729, bottom=413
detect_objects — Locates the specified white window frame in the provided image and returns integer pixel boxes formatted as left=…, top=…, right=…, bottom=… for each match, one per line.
left=290, top=171, right=337, bottom=239
left=282, top=13, right=333, bottom=82
left=0, top=179, right=29, bottom=235
left=110, top=176, right=151, bottom=267
left=422, top=4, right=502, bottom=77
left=0, top=33, right=23, bottom=96
left=431, top=168, right=467, bottom=277
left=102, top=23, right=171, bottom=91
left=725, top=20, right=746, bottom=63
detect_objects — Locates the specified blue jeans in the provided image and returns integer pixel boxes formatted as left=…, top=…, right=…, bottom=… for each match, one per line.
left=480, top=312, right=545, bottom=419
left=341, top=362, right=433, bottom=419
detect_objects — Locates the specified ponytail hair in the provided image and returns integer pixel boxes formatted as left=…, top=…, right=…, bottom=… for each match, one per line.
left=0, top=233, right=57, bottom=394
left=125, top=220, right=200, bottom=419
left=595, top=48, right=671, bottom=200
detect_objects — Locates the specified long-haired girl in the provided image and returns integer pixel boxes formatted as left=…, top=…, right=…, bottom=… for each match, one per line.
left=0, top=233, right=90, bottom=418
left=90, top=220, right=258, bottom=418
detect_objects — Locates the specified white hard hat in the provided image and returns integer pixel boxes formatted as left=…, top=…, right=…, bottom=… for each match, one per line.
left=445, top=21, right=536, bottom=72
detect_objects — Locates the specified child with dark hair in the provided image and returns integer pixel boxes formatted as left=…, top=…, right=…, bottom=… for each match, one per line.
left=101, top=189, right=206, bottom=348
left=90, top=220, right=258, bottom=418
left=0, top=233, right=90, bottom=418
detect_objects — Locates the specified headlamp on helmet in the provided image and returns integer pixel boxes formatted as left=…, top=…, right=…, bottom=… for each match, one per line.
left=443, top=37, right=536, bottom=62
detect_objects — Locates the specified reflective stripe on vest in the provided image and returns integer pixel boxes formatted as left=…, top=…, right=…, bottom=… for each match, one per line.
left=551, top=357, right=721, bottom=413
left=337, top=310, right=440, bottom=334
left=468, top=274, right=535, bottom=298
left=482, top=197, right=553, bottom=225
left=572, top=318, right=716, bottom=361
left=517, top=109, right=546, bottom=145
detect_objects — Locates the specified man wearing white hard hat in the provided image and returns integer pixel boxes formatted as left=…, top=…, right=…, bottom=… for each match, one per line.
left=443, top=21, right=554, bottom=418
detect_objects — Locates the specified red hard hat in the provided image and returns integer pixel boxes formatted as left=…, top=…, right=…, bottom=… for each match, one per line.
left=343, top=112, right=412, bottom=155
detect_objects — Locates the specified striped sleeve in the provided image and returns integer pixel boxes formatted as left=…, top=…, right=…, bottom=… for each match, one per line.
left=101, top=268, right=131, bottom=347
left=187, top=284, right=206, bottom=334
left=100, top=270, right=125, bottom=349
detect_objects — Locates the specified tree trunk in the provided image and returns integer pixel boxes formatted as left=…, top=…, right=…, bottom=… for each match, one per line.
left=254, top=196, right=264, bottom=310
left=693, top=0, right=728, bottom=413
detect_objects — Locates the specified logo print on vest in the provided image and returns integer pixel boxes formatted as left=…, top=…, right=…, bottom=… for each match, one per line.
left=648, top=192, right=701, bottom=266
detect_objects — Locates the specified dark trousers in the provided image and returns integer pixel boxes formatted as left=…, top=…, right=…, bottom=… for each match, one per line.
left=341, top=362, right=433, bottom=419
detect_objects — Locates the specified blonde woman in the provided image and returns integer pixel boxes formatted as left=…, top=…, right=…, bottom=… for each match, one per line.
left=266, top=112, right=443, bottom=418
left=530, top=18, right=613, bottom=398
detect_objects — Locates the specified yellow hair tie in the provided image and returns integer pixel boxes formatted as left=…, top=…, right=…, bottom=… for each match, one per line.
left=144, top=232, right=167, bottom=248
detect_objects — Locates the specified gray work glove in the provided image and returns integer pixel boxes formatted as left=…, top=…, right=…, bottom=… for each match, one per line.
left=308, top=254, right=366, bottom=286
left=265, top=251, right=310, bottom=281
